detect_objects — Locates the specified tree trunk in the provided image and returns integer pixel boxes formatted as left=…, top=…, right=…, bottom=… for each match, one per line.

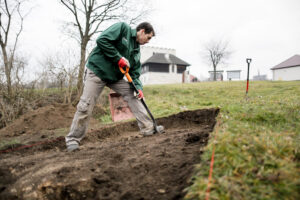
left=60, top=80, right=63, bottom=91
left=1, top=46, right=13, bottom=99
left=64, top=74, right=73, bottom=104
left=5, top=64, right=12, bottom=99
left=68, top=75, right=73, bottom=104
left=76, top=39, right=88, bottom=95
left=213, top=65, right=217, bottom=81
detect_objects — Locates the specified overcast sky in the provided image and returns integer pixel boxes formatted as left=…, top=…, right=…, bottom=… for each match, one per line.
left=20, top=0, right=300, bottom=80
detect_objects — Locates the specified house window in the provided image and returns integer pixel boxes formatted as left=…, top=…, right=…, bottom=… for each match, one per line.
left=148, top=63, right=169, bottom=73
left=177, top=65, right=186, bottom=74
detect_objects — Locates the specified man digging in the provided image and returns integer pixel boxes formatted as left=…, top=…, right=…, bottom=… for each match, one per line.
left=66, top=22, right=164, bottom=152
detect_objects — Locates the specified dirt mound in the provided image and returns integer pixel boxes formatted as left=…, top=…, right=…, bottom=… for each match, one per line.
left=0, top=103, right=106, bottom=138
left=0, top=104, right=76, bottom=137
left=0, top=108, right=219, bottom=200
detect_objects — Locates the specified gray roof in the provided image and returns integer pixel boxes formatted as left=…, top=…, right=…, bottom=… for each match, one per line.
left=208, top=70, right=224, bottom=72
left=143, top=53, right=190, bottom=66
left=271, top=55, right=300, bottom=70
left=227, top=70, right=242, bottom=72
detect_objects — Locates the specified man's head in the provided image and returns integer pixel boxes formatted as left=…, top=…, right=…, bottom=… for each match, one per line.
left=136, top=22, right=155, bottom=45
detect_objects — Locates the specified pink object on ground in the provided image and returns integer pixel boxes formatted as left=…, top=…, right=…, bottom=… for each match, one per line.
left=109, top=89, right=134, bottom=122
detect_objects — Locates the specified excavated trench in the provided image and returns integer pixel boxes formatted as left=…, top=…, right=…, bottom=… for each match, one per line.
left=0, top=108, right=219, bottom=200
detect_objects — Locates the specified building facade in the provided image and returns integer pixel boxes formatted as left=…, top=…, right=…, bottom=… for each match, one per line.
left=271, top=55, right=300, bottom=81
left=140, top=46, right=190, bottom=85
left=208, top=70, right=241, bottom=81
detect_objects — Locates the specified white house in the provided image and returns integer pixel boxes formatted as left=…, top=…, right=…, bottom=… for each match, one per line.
left=140, top=46, right=190, bottom=85
left=271, top=55, right=300, bottom=81
left=227, top=70, right=241, bottom=80
left=208, top=69, right=241, bottom=81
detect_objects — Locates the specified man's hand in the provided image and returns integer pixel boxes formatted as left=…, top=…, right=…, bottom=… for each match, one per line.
left=118, top=57, right=129, bottom=69
left=137, top=89, right=144, bottom=99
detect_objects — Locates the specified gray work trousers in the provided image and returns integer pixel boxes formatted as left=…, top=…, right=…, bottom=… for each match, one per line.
left=65, top=68, right=154, bottom=146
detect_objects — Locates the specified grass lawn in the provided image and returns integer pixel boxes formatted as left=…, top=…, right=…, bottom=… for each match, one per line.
left=142, top=81, right=299, bottom=200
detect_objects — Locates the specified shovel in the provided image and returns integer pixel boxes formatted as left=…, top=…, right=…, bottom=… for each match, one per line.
left=119, top=66, right=159, bottom=133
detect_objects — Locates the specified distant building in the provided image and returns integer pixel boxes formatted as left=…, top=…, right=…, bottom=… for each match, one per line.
left=140, top=46, right=190, bottom=85
left=227, top=70, right=241, bottom=80
left=253, top=70, right=268, bottom=81
left=208, top=70, right=241, bottom=81
left=253, top=75, right=267, bottom=81
left=208, top=70, right=224, bottom=81
left=271, top=55, right=300, bottom=81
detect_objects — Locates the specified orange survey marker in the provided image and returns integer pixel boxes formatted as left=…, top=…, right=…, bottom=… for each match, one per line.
left=205, top=121, right=220, bottom=200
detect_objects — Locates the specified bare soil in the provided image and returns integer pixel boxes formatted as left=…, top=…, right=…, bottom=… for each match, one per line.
left=0, top=106, right=219, bottom=200
left=0, top=104, right=103, bottom=137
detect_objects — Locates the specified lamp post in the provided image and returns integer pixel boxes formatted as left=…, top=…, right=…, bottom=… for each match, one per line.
left=246, top=58, right=252, bottom=95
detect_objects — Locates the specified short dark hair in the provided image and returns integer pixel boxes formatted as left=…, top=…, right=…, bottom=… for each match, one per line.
left=136, top=22, right=155, bottom=36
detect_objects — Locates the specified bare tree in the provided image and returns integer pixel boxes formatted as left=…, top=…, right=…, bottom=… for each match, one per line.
left=0, top=0, right=33, bottom=127
left=202, top=39, right=232, bottom=81
left=59, top=0, right=150, bottom=95
left=0, top=54, right=29, bottom=127
left=40, top=49, right=79, bottom=104
left=0, top=0, right=30, bottom=99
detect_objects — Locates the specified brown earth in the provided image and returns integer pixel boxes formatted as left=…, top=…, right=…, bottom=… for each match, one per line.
left=0, top=103, right=103, bottom=138
left=0, top=104, right=76, bottom=137
left=0, top=107, right=219, bottom=200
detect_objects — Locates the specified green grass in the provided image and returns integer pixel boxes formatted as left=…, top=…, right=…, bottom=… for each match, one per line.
left=141, top=81, right=300, bottom=200
left=99, top=114, right=113, bottom=123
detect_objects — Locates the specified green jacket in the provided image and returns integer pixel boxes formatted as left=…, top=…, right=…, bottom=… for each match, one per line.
left=86, top=22, right=143, bottom=90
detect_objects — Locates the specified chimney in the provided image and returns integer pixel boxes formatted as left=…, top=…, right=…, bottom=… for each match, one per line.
left=164, top=53, right=171, bottom=63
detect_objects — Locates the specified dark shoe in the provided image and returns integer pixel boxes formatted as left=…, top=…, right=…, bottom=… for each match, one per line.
left=67, top=143, right=79, bottom=152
